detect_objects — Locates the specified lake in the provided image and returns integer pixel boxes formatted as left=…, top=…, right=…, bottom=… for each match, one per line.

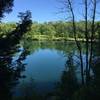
left=0, top=39, right=99, bottom=100
left=12, top=40, right=85, bottom=98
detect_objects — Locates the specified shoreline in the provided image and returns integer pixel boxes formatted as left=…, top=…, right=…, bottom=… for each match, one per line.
left=26, top=35, right=99, bottom=42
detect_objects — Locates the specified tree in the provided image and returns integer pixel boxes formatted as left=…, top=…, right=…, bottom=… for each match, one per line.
left=59, top=0, right=99, bottom=85
left=0, top=10, right=32, bottom=100
left=0, top=0, right=14, bottom=20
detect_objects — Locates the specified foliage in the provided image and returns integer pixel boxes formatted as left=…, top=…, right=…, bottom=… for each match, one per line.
left=0, top=21, right=100, bottom=41
left=0, top=0, right=14, bottom=20
left=0, top=11, right=32, bottom=100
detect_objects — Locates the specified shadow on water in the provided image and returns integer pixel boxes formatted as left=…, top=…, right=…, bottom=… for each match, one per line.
left=0, top=11, right=32, bottom=100
left=44, top=52, right=100, bottom=100
left=55, top=53, right=79, bottom=100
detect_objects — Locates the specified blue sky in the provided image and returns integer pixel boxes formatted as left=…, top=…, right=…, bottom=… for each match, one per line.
left=2, top=0, right=100, bottom=22
left=2, top=0, right=63, bottom=23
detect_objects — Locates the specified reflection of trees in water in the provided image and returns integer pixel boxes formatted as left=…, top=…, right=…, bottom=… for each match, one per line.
left=50, top=52, right=100, bottom=100
left=1, top=29, right=98, bottom=100
left=21, top=40, right=79, bottom=55
left=13, top=78, right=42, bottom=100
left=53, top=53, right=79, bottom=100
left=0, top=48, right=27, bottom=100
left=93, top=42, right=100, bottom=57
left=0, top=11, right=32, bottom=100
left=18, top=39, right=100, bottom=100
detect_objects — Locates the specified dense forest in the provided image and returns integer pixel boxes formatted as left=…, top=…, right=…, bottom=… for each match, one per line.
left=0, top=21, right=100, bottom=41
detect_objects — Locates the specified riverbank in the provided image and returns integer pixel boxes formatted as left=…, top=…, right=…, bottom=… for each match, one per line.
left=26, top=35, right=99, bottom=42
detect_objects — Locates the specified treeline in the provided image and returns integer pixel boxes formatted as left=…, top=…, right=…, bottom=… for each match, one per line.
left=0, top=21, right=100, bottom=40
left=0, top=23, right=16, bottom=38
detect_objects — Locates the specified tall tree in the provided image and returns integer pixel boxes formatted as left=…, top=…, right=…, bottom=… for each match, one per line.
left=59, top=0, right=99, bottom=85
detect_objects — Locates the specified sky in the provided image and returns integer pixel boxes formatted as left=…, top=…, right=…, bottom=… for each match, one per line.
left=2, top=0, right=63, bottom=23
left=2, top=0, right=100, bottom=23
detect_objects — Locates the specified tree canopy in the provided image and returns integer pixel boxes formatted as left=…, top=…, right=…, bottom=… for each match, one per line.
left=0, top=0, right=14, bottom=20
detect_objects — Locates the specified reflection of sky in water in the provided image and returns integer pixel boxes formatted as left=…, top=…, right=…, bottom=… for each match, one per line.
left=14, top=48, right=66, bottom=95
left=24, top=49, right=66, bottom=82
left=12, top=47, right=24, bottom=62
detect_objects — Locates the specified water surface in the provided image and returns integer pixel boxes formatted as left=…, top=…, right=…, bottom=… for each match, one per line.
left=13, top=41, right=82, bottom=96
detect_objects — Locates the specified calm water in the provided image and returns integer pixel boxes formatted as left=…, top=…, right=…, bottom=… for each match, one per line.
left=0, top=39, right=99, bottom=100
left=12, top=41, right=85, bottom=97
